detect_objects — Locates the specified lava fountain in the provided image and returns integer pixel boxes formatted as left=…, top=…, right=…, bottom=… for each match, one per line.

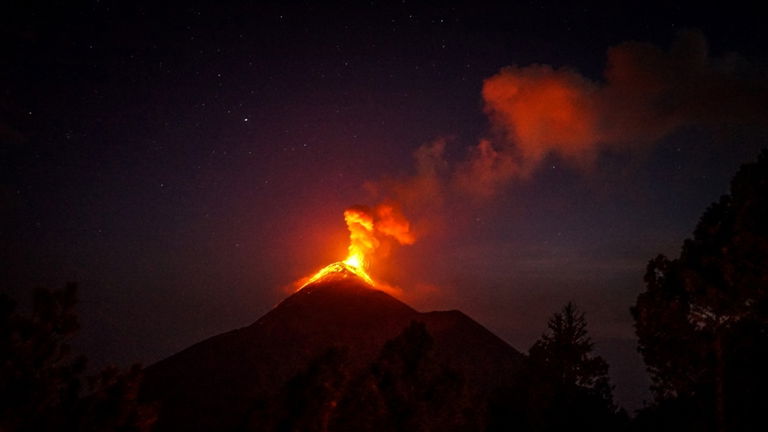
left=299, top=205, right=414, bottom=289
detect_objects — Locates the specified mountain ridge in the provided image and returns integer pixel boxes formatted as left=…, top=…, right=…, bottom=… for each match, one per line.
left=141, top=276, right=525, bottom=431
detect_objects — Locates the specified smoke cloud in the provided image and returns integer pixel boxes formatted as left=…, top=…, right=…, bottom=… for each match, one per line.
left=356, top=30, right=768, bottom=274
left=447, top=30, right=768, bottom=199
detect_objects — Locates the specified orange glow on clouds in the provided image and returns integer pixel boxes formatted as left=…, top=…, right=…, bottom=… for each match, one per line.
left=482, top=65, right=599, bottom=169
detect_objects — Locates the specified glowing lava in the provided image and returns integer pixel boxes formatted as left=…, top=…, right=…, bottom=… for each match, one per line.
left=299, top=205, right=414, bottom=290
left=301, top=208, right=377, bottom=287
left=300, top=261, right=375, bottom=288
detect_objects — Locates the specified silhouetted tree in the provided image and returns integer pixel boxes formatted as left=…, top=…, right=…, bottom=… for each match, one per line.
left=1, top=283, right=85, bottom=431
left=529, top=303, right=612, bottom=397
left=332, top=321, right=469, bottom=432
left=0, top=284, right=156, bottom=432
left=254, top=347, right=349, bottom=432
left=517, top=302, right=623, bottom=432
left=78, top=364, right=157, bottom=432
left=632, top=149, right=768, bottom=432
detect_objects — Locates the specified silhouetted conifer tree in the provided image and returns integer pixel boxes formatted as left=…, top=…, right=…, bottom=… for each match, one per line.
left=528, top=303, right=621, bottom=431
left=529, top=303, right=612, bottom=398
left=492, top=302, right=624, bottom=432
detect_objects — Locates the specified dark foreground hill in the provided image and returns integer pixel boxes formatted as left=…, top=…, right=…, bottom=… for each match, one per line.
left=141, top=270, right=525, bottom=431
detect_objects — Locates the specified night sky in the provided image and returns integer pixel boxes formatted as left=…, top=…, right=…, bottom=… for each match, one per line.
left=3, top=1, right=768, bottom=411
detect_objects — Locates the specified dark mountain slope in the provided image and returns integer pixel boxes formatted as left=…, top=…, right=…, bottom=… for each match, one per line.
left=142, top=273, right=524, bottom=431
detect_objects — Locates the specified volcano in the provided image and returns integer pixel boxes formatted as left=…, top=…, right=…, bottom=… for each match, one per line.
left=141, top=271, right=525, bottom=431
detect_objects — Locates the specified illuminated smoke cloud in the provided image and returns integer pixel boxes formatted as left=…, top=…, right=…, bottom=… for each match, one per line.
left=321, top=30, right=768, bottom=289
left=454, top=30, right=768, bottom=198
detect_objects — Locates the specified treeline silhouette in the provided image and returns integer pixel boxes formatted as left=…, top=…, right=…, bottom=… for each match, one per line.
left=631, top=149, right=768, bottom=432
left=0, top=284, right=156, bottom=432
left=2, top=150, right=767, bottom=430
left=248, top=322, right=471, bottom=432
left=243, top=305, right=626, bottom=432
left=254, top=303, right=625, bottom=432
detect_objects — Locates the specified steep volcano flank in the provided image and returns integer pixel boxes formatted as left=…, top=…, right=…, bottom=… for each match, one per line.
left=142, top=277, right=524, bottom=432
